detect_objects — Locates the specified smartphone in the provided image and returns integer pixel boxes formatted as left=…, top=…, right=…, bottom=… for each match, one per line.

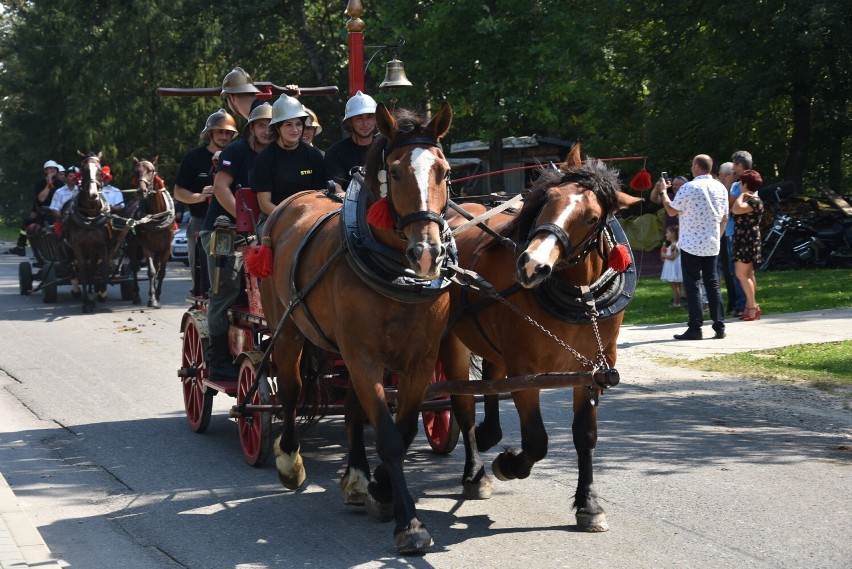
left=661, top=171, right=670, bottom=181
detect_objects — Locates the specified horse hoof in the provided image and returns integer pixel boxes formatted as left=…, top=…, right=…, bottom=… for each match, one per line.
left=576, top=511, right=609, bottom=532
left=462, top=479, right=492, bottom=500
left=148, top=300, right=161, bottom=309
left=364, top=492, right=394, bottom=523
left=491, top=454, right=514, bottom=482
left=97, top=293, right=108, bottom=303
left=340, top=469, right=369, bottom=506
left=274, top=448, right=306, bottom=491
left=395, top=526, right=433, bottom=554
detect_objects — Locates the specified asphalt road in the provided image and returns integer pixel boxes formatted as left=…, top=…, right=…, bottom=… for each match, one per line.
left=0, top=250, right=850, bottom=568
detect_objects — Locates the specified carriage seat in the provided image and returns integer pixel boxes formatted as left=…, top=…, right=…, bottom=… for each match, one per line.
left=235, top=187, right=260, bottom=234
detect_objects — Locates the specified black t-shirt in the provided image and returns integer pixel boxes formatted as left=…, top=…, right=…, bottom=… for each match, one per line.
left=202, top=138, right=258, bottom=231
left=252, top=142, right=328, bottom=206
left=174, top=145, right=214, bottom=219
left=32, top=177, right=60, bottom=207
left=324, top=137, right=371, bottom=188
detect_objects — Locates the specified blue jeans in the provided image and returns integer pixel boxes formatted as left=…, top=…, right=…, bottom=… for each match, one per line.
left=680, top=249, right=725, bottom=332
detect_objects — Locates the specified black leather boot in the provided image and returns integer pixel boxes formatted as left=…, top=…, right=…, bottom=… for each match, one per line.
left=207, top=334, right=239, bottom=380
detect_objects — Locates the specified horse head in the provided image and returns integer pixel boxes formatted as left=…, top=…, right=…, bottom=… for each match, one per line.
left=132, top=156, right=159, bottom=197
left=77, top=150, right=103, bottom=203
left=365, top=102, right=453, bottom=279
left=513, top=145, right=640, bottom=288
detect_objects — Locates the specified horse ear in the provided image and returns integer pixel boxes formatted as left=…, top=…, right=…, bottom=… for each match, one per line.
left=152, top=156, right=159, bottom=166
left=427, top=101, right=453, bottom=140
left=617, top=190, right=642, bottom=209
left=97, top=151, right=103, bottom=160
left=77, top=149, right=86, bottom=158
left=375, top=102, right=396, bottom=141
left=132, top=156, right=139, bottom=165
left=557, top=142, right=582, bottom=171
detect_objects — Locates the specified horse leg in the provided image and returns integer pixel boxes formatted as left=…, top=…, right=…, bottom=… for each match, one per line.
left=348, top=358, right=433, bottom=554
left=341, top=384, right=370, bottom=506
left=573, top=387, right=607, bottom=531
left=146, top=254, right=158, bottom=307
left=441, top=335, right=491, bottom=499
left=148, top=255, right=166, bottom=309
left=129, top=244, right=142, bottom=305
left=272, top=326, right=307, bottom=490
left=96, top=248, right=109, bottom=302
left=492, top=387, right=547, bottom=482
left=475, top=359, right=504, bottom=452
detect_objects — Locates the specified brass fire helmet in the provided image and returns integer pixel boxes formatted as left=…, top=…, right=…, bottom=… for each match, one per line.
left=221, top=67, right=260, bottom=95
left=201, top=109, right=239, bottom=136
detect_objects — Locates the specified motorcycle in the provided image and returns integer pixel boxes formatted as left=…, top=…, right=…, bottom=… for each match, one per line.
left=759, top=212, right=852, bottom=270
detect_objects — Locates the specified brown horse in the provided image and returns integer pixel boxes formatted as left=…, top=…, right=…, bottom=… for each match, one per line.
left=259, top=102, right=453, bottom=553
left=126, top=157, right=175, bottom=308
left=440, top=144, right=640, bottom=531
left=62, top=151, right=113, bottom=313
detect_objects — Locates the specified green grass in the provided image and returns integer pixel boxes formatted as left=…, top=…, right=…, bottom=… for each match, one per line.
left=626, top=269, right=852, bottom=393
left=623, top=268, right=852, bottom=325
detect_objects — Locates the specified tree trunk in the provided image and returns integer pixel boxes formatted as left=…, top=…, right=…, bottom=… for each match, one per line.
left=782, top=81, right=811, bottom=190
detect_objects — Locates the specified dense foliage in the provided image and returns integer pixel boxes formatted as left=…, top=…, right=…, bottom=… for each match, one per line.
left=1, top=0, right=849, bottom=217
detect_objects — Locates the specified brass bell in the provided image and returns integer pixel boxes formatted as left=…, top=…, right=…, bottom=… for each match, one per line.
left=380, top=59, right=413, bottom=89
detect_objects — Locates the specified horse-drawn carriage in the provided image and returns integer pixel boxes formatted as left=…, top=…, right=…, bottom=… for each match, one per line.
left=17, top=153, right=176, bottom=312
left=176, top=103, right=639, bottom=554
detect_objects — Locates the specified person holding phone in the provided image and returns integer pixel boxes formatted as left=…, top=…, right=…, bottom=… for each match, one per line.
left=650, top=171, right=687, bottom=229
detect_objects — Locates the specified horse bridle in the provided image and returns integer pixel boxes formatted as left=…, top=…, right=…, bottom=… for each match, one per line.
left=381, top=136, right=450, bottom=236
left=136, top=161, right=160, bottom=196
left=526, top=187, right=608, bottom=269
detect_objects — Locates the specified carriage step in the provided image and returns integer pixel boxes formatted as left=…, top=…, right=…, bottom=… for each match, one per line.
left=202, top=379, right=238, bottom=396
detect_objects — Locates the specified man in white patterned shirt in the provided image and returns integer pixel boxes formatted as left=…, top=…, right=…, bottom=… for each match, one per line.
left=661, top=154, right=728, bottom=340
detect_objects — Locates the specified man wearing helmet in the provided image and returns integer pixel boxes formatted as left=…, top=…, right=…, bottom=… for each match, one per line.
left=6, top=160, right=63, bottom=255
left=174, top=108, right=238, bottom=289
left=221, top=66, right=260, bottom=120
left=301, top=107, right=323, bottom=152
left=50, top=167, right=81, bottom=219
left=324, top=90, right=378, bottom=191
left=200, top=100, right=273, bottom=379
left=253, top=95, right=328, bottom=227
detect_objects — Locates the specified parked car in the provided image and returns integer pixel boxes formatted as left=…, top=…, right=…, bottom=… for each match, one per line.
left=171, top=227, right=189, bottom=266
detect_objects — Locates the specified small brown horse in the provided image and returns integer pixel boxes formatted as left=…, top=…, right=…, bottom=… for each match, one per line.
left=126, top=157, right=175, bottom=308
left=63, top=151, right=113, bottom=313
left=259, top=102, right=453, bottom=553
left=441, top=144, right=639, bottom=531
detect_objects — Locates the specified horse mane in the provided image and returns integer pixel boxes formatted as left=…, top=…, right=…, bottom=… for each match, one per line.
left=498, top=159, right=622, bottom=241
left=364, top=108, right=434, bottom=197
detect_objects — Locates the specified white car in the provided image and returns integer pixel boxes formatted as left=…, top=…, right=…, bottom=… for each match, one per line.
left=170, top=228, right=189, bottom=266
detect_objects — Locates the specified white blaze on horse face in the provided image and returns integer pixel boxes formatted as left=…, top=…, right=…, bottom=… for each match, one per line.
left=522, top=193, right=585, bottom=278
left=410, top=147, right=437, bottom=209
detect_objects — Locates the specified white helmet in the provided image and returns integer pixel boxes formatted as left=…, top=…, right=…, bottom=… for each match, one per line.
left=270, top=94, right=308, bottom=126
left=342, top=90, right=377, bottom=122
left=56, top=164, right=66, bottom=173
left=43, top=160, right=60, bottom=170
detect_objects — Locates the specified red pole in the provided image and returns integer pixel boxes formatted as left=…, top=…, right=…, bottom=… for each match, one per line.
left=347, top=1, right=365, bottom=96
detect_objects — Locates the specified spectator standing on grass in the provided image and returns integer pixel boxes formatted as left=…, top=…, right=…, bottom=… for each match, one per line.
left=732, top=169, right=765, bottom=322
left=661, top=154, right=728, bottom=341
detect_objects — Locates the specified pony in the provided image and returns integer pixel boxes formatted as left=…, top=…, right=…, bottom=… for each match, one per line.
left=258, top=102, right=453, bottom=554
left=125, top=156, right=175, bottom=308
left=62, top=151, right=113, bottom=313
left=440, top=143, right=640, bottom=531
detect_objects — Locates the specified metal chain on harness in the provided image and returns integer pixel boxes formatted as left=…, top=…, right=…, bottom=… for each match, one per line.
left=445, top=264, right=612, bottom=373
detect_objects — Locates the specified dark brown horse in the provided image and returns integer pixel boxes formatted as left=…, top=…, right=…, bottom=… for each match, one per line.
left=440, top=144, right=640, bottom=531
left=126, top=157, right=175, bottom=308
left=63, top=151, right=113, bottom=313
left=259, top=102, right=453, bottom=553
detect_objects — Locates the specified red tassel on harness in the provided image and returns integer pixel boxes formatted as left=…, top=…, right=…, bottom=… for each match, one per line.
left=608, top=244, right=632, bottom=273
left=366, top=197, right=394, bottom=230
left=154, top=176, right=165, bottom=190
left=53, top=221, right=63, bottom=236
left=245, top=236, right=274, bottom=278
left=629, top=168, right=652, bottom=191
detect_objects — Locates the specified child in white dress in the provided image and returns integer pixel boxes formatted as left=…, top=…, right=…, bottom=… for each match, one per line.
left=660, top=225, right=683, bottom=308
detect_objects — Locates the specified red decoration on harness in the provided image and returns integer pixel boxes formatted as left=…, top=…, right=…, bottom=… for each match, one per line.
left=366, top=197, right=394, bottom=230
left=154, top=176, right=165, bottom=190
left=53, top=221, right=62, bottom=236
left=629, top=168, right=652, bottom=191
left=245, top=236, right=274, bottom=279
left=608, top=244, right=631, bottom=273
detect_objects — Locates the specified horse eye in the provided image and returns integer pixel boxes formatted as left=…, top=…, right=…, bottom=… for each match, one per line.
left=588, top=216, right=600, bottom=226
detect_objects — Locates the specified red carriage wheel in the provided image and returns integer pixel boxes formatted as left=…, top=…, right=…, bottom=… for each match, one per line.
left=422, top=360, right=460, bottom=454
left=237, top=354, right=273, bottom=467
left=181, top=318, right=213, bottom=433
